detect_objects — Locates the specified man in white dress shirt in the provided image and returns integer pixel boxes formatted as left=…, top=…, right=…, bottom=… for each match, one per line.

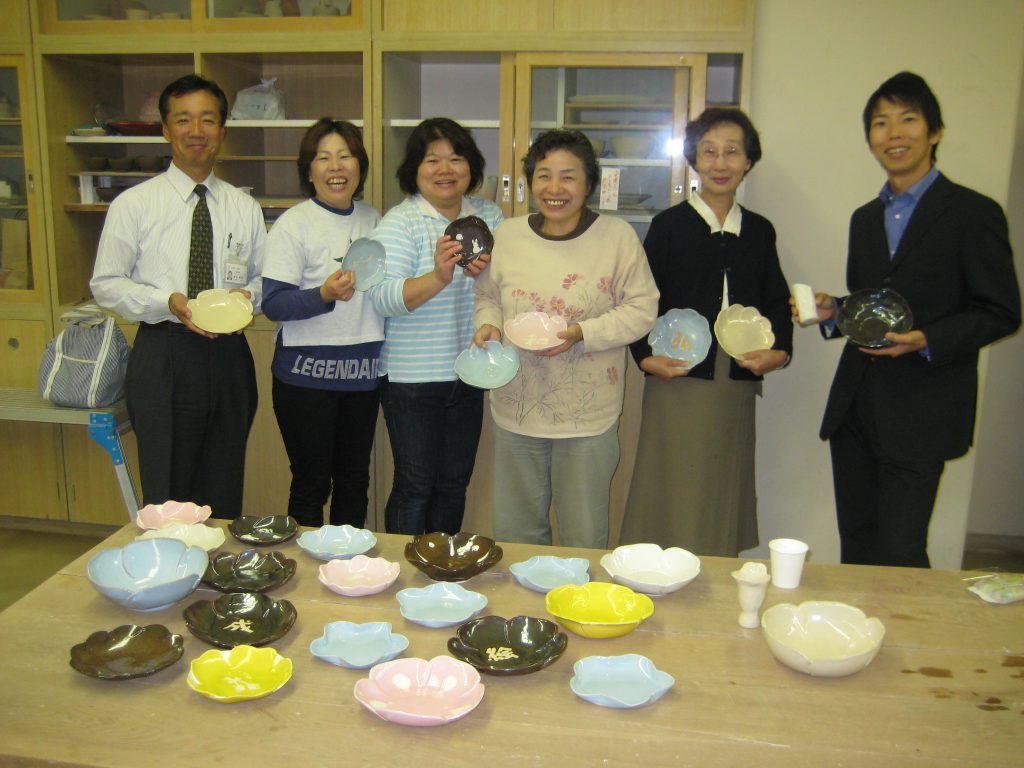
left=91, top=74, right=266, bottom=518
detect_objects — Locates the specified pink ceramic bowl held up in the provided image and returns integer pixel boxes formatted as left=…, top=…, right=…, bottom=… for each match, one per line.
left=136, top=501, right=213, bottom=530
left=318, top=556, right=401, bottom=597
left=503, top=311, right=568, bottom=351
left=353, top=656, right=485, bottom=726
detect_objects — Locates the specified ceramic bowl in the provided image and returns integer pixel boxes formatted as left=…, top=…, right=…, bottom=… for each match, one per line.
left=339, top=237, right=387, bottom=291
left=509, top=555, right=590, bottom=593
left=454, top=341, right=521, bottom=390
left=404, top=532, right=503, bottom=582
left=318, top=555, right=400, bottom=597
left=136, top=522, right=225, bottom=552
left=599, top=543, right=701, bottom=595
left=761, top=601, right=885, bottom=677
left=714, top=303, right=775, bottom=359
left=69, top=624, right=184, bottom=681
left=570, top=654, right=675, bottom=708
left=447, top=615, right=568, bottom=675
left=310, top=621, right=409, bottom=669
left=396, top=582, right=488, bottom=628
left=135, top=500, right=213, bottom=530
left=183, top=592, right=297, bottom=648
left=134, top=155, right=164, bottom=173
left=202, top=550, right=297, bottom=593
left=94, top=187, right=122, bottom=203
left=444, top=215, right=494, bottom=267
left=647, top=308, right=712, bottom=366
left=297, top=524, right=377, bottom=560
left=187, top=645, right=292, bottom=703
left=87, top=539, right=208, bottom=612
left=545, top=582, right=655, bottom=639
left=503, top=311, right=568, bottom=351
left=186, top=288, right=254, bottom=334
left=353, top=656, right=485, bottom=726
left=228, top=515, right=299, bottom=546
left=611, top=134, right=653, bottom=158
left=836, top=288, right=914, bottom=348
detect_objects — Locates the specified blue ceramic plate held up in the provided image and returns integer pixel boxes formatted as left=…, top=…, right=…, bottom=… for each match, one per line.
left=338, top=237, right=387, bottom=291
left=454, top=341, right=521, bottom=389
left=648, top=308, right=712, bottom=365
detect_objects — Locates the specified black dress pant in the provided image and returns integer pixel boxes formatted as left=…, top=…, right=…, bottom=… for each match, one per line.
left=127, top=322, right=258, bottom=519
left=828, top=368, right=944, bottom=568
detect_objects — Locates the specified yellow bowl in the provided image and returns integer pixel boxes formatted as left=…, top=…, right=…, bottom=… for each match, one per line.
left=187, top=645, right=292, bottom=703
left=545, top=582, right=654, bottom=639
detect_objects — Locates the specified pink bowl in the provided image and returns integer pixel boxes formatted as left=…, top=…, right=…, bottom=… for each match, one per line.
left=503, top=311, right=568, bottom=351
left=353, top=656, right=485, bottom=726
left=318, top=556, right=401, bottom=597
left=136, top=501, right=214, bottom=530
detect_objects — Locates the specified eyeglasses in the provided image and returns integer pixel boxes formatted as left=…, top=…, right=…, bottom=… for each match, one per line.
left=697, top=145, right=747, bottom=162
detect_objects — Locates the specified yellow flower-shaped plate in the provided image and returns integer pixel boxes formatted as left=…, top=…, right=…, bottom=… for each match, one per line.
left=187, top=645, right=292, bottom=703
left=545, top=582, right=655, bottom=638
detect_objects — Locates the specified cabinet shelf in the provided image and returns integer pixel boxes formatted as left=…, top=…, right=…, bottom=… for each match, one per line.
left=565, top=102, right=672, bottom=111
left=0, top=118, right=21, bottom=125
left=65, top=196, right=302, bottom=214
left=563, top=123, right=670, bottom=131
left=388, top=119, right=500, bottom=129
left=66, top=136, right=167, bottom=145
left=226, top=119, right=363, bottom=128
left=597, top=158, right=670, bottom=167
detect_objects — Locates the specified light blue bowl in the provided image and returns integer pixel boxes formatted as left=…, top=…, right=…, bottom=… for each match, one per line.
left=297, top=525, right=377, bottom=561
left=570, top=654, right=675, bottom=708
left=509, top=556, right=590, bottom=593
left=648, top=308, right=712, bottom=365
left=87, top=538, right=208, bottom=612
left=338, top=237, right=387, bottom=291
left=310, top=621, right=409, bottom=669
left=454, top=341, right=521, bottom=389
left=396, top=582, right=488, bottom=628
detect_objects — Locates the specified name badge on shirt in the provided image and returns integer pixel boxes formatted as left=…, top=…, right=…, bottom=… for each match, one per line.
left=224, top=238, right=248, bottom=284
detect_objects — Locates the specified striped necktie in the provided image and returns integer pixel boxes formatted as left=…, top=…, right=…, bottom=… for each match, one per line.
left=187, top=184, right=214, bottom=298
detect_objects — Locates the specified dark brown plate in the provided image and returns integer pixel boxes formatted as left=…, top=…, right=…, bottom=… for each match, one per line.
left=404, top=532, right=503, bottom=582
left=444, top=215, right=494, bottom=267
left=202, top=550, right=297, bottom=593
left=447, top=615, right=567, bottom=675
left=70, top=624, right=184, bottom=681
left=107, top=120, right=163, bottom=136
left=183, top=592, right=297, bottom=648
left=228, top=515, right=299, bottom=545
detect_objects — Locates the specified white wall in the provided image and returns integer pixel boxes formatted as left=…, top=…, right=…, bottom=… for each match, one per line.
left=740, top=0, right=1024, bottom=567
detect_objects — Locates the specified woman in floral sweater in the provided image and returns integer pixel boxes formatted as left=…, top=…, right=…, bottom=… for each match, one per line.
left=473, top=130, right=658, bottom=548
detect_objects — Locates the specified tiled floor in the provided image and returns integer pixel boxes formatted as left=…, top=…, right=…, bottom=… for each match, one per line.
left=0, top=528, right=105, bottom=613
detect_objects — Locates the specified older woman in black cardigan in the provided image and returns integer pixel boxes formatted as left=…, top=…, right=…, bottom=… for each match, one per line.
left=620, top=107, right=792, bottom=557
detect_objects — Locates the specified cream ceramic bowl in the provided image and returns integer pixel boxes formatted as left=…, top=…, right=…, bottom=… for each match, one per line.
left=599, top=543, right=701, bottom=595
left=761, top=601, right=885, bottom=677
left=186, top=288, right=254, bottom=334
left=611, top=135, right=653, bottom=159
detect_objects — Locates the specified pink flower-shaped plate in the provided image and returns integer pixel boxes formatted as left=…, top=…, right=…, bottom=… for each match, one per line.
left=136, top=500, right=213, bottom=530
left=318, top=555, right=401, bottom=597
left=503, top=311, right=568, bottom=351
left=353, top=656, right=485, bottom=726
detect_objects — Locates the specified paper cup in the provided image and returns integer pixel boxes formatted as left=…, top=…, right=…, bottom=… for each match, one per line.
left=769, top=538, right=809, bottom=589
left=791, top=283, right=819, bottom=326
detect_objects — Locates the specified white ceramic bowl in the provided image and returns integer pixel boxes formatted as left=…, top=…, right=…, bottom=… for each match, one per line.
left=186, top=288, right=253, bottom=334
left=136, top=522, right=226, bottom=552
left=611, top=135, right=653, bottom=159
left=714, top=303, right=775, bottom=359
left=761, top=601, right=885, bottom=677
left=318, top=556, right=400, bottom=596
left=600, top=543, right=701, bottom=595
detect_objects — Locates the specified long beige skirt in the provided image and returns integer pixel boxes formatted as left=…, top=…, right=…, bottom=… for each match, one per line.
left=619, top=350, right=759, bottom=557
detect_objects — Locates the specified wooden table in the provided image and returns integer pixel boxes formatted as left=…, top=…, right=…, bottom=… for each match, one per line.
left=0, top=524, right=1020, bottom=767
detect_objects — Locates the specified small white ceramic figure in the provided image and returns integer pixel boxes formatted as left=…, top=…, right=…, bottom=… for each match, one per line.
left=731, top=561, right=770, bottom=629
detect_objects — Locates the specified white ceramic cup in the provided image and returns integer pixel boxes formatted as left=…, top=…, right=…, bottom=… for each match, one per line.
left=769, top=538, right=809, bottom=589
left=791, top=283, right=819, bottom=326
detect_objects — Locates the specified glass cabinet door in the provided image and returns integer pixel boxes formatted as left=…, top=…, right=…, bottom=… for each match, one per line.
left=0, top=57, right=42, bottom=303
left=514, top=53, right=710, bottom=237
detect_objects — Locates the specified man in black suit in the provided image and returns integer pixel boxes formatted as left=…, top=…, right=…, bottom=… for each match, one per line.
left=803, top=72, right=1020, bottom=567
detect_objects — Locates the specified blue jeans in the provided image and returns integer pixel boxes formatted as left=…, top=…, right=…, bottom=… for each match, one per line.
left=380, top=377, right=484, bottom=535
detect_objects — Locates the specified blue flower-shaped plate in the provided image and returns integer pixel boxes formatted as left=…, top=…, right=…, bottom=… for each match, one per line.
left=310, top=621, right=410, bottom=669
left=297, top=524, right=377, bottom=560
left=338, top=237, right=386, bottom=291
left=648, top=308, right=712, bottom=365
left=570, top=654, right=675, bottom=708
left=509, top=556, right=590, bottom=593
left=396, top=582, right=488, bottom=628
left=454, top=341, right=520, bottom=389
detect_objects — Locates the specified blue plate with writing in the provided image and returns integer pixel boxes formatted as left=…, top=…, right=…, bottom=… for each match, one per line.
left=338, top=237, right=386, bottom=291
left=648, top=308, right=712, bottom=365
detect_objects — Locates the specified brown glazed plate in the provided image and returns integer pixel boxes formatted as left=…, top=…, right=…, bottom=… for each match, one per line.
left=228, top=515, right=299, bottom=545
left=444, top=215, right=494, bottom=267
left=183, top=592, right=297, bottom=648
left=404, top=532, right=503, bottom=582
left=202, top=550, right=297, bottom=593
left=70, top=624, right=184, bottom=681
left=447, top=615, right=568, bottom=675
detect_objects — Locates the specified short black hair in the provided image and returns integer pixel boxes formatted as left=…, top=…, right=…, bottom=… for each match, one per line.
left=683, top=107, right=762, bottom=171
left=522, top=129, right=600, bottom=195
left=159, top=74, right=229, bottom=125
left=395, top=117, right=485, bottom=196
left=862, top=71, right=944, bottom=161
left=297, top=118, right=369, bottom=199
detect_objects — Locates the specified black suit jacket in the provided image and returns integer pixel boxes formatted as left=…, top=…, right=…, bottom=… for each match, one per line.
left=820, top=173, right=1020, bottom=461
